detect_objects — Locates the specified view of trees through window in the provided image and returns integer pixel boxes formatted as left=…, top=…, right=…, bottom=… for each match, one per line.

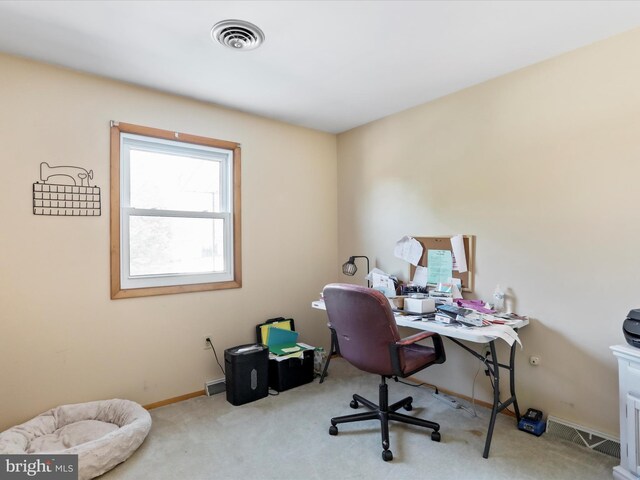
left=128, top=149, right=225, bottom=277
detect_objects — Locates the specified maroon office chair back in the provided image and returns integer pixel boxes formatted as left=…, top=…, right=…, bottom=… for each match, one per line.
left=323, top=283, right=402, bottom=376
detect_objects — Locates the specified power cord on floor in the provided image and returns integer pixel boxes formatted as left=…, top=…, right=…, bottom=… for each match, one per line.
left=398, top=374, right=479, bottom=417
left=476, top=352, right=516, bottom=417
left=396, top=378, right=438, bottom=391
left=392, top=355, right=518, bottom=418
left=465, top=358, right=483, bottom=418
left=206, top=337, right=225, bottom=376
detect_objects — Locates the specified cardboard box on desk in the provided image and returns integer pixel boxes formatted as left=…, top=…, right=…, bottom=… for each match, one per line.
left=388, top=296, right=405, bottom=310
left=256, top=317, right=315, bottom=393
left=404, top=297, right=436, bottom=314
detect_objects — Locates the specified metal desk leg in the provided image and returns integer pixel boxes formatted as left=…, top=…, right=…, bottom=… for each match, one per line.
left=483, top=341, right=500, bottom=459
left=482, top=338, right=521, bottom=458
left=509, top=340, right=522, bottom=422
left=319, top=327, right=339, bottom=384
left=442, top=334, right=522, bottom=458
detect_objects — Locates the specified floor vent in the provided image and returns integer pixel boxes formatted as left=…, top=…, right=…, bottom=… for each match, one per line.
left=546, top=415, right=620, bottom=458
left=205, top=378, right=226, bottom=396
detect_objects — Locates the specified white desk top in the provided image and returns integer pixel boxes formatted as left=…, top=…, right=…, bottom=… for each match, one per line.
left=312, top=299, right=528, bottom=345
left=611, top=344, right=640, bottom=361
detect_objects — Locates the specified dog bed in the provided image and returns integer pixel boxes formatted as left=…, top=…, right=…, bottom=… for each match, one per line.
left=0, top=399, right=152, bottom=480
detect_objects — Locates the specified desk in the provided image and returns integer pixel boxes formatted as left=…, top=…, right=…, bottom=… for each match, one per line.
left=312, top=299, right=528, bottom=459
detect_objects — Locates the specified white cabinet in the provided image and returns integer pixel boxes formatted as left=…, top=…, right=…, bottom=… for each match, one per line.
left=612, top=345, right=640, bottom=480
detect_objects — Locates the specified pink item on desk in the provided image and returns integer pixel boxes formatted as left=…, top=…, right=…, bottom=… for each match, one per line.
left=455, top=299, right=495, bottom=314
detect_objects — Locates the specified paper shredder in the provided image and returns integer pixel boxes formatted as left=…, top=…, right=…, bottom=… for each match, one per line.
left=224, top=343, right=269, bottom=406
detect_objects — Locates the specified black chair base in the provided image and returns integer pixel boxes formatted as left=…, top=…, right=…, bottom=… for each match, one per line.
left=329, top=377, right=441, bottom=461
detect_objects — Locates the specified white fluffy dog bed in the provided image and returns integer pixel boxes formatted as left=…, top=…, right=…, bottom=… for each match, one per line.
left=0, top=399, right=152, bottom=480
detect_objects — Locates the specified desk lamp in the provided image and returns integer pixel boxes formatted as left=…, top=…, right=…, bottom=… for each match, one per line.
left=342, top=255, right=370, bottom=287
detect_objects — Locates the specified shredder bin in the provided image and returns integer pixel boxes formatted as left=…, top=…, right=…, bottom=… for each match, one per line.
left=224, top=343, right=269, bottom=406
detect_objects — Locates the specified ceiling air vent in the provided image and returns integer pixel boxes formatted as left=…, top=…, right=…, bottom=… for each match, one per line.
left=211, top=19, right=265, bottom=51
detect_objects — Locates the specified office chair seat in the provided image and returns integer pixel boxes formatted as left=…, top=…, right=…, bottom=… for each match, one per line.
left=323, top=283, right=446, bottom=461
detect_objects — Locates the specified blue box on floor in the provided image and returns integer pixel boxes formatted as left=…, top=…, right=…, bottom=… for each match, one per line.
left=518, top=417, right=545, bottom=436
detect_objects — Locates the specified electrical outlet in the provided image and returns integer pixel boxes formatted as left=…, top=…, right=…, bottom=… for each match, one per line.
left=529, top=355, right=541, bottom=366
left=203, top=336, right=213, bottom=350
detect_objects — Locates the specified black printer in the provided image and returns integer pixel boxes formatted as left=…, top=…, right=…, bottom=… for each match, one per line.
left=623, top=309, right=640, bottom=348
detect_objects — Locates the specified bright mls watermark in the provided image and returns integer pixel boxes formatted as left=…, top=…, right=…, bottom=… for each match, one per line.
left=0, top=455, right=77, bottom=480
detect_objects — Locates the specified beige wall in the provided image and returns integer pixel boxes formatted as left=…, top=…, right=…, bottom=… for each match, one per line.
left=337, top=28, right=640, bottom=436
left=0, top=54, right=338, bottom=431
left=3, top=26, right=639, bottom=437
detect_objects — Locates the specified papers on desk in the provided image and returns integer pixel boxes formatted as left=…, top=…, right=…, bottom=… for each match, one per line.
left=372, top=272, right=396, bottom=296
left=269, top=343, right=315, bottom=361
left=480, top=325, right=522, bottom=347
left=398, top=315, right=424, bottom=322
left=432, top=278, right=463, bottom=299
left=368, top=268, right=397, bottom=297
left=393, top=311, right=523, bottom=347
left=313, top=296, right=526, bottom=348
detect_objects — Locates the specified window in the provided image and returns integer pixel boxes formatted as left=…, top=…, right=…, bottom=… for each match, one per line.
left=110, top=122, right=241, bottom=299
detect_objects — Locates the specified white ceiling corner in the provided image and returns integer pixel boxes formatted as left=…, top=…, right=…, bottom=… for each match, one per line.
left=0, top=1, right=639, bottom=133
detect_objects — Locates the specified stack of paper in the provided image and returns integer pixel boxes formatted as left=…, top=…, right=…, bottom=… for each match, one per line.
left=367, top=268, right=397, bottom=297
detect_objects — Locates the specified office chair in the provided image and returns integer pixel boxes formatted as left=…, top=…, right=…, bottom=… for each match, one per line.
left=323, top=283, right=446, bottom=461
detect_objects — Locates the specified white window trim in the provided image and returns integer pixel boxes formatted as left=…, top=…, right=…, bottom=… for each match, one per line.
left=119, top=134, right=234, bottom=289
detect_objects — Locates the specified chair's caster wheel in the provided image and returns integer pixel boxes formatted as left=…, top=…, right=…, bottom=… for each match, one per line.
left=382, top=450, right=393, bottom=461
left=329, top=425, right=338, bottom=436
left=404, top=402, right=412, bottom=411
left=350, top=399, right=359, bottom=409
left=431, top=431, right=441, bottom=442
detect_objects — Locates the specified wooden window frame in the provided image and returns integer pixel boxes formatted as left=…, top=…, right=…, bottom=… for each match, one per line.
left=110, top=122, right=242, bottom=299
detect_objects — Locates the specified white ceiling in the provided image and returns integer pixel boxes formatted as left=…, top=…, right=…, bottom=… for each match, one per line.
left=1, top=1, right=640, bottom=133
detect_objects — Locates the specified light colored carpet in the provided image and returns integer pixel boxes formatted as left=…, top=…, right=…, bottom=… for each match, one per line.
left=102, top=358, right=616, bottom=479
